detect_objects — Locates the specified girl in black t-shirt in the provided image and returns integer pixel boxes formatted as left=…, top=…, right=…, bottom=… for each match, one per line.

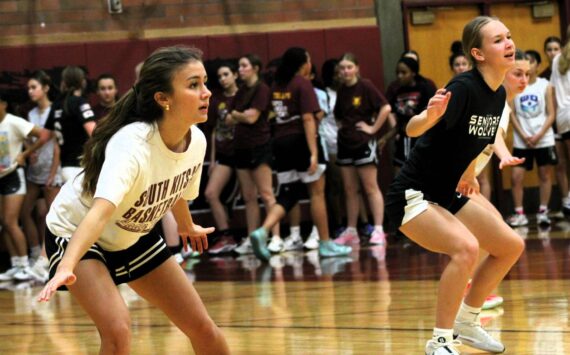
left=44, top=66, right=96, bottom=182
left=386, top=17, right=525, bottom=355
left=389, top=57, right=435, bottom=168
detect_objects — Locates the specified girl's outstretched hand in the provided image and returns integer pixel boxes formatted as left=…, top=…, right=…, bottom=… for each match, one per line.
left=38, top=268, right=76, bottom=302
left=426, top=89, right=452, bottom=123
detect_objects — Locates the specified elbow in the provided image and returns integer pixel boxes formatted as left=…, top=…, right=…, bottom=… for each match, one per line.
left=406, top=125, right=419, bottom=138
left=39, top=129, right=51, bottom=144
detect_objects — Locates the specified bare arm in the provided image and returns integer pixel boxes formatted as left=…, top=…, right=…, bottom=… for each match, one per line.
left=17, top=127, right=51, bottom=166
left=406, top=89, right=451, bottom=137
left=84, top=121, right=96, bottom=136
left=46, top=137, right=61, bottom=186
left=38, top=198, right=116, bottom=301
left=170, top=198, right=214, bottom=254
left=302, top=113, right=318, bottom=174
left=230, top=108, right=261, bottom=125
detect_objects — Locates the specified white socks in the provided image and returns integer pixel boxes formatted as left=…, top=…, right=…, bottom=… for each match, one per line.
left=456, top=301, right=481, bottom=323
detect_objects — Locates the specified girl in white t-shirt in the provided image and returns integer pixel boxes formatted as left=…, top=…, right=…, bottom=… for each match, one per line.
left=38, top=47, right=230, bottom=355
left=508, top=50, right=556, bottom=227
left=20, top=71, right=62, bottom=283
left=0, top=92, right=51, bottom=283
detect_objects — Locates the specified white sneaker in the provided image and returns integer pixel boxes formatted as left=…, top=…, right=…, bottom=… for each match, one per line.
left=425, top=338, right=461, bottom=355
left=454, top=319, right=505, bottom=353
left=506, top=213, right=528, bottom=227
left=303, top=229, right=319, bottom=250
left=536, top=212, right=551, bottom=227
left=283, top=235, right=303, bottom=251
left=235, top=237, right=253, bottom=255
left=267, top=235, right=284, bottom=253
left=13, top=266, right=33, bottom=282
left=0, top=266, right=20, bottom=281
left=28, top=261, right=49, bottom=283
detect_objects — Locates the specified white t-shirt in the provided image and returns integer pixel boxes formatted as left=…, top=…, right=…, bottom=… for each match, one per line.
left=475, top=102, right=510, bottom=175
left=27, top=106, right=58, bottom=184
left=46, top=122, right=206, bottom=251
left=551, top=54, right=570, bottom=135
left=0, top=113, right=34, bottom=178
left=513, top=78, right=554, bottom=148
left=319, top=87, right=339, bottom=155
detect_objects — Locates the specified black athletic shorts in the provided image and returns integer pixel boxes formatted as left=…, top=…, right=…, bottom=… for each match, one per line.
left=234, top=141, right=273, bottom=170
left=336, top=139, right=377, bottom=167
left=0, top=168, right=26, bottom=196
left=215, top=152, right=235, bottom=168
left=45, top=226, right=172, bottom=290
left=512, top=146, right=558, bottom=171
left=385, top=183, right=470, bottom=228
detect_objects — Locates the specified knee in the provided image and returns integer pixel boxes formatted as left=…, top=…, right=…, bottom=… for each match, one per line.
left=258, top=189, right=275, bottom=204
left=509, top=235, right=525, bottom=258
left=204, top=186, right=218, bottom=203
left=451, top=240, right=479, bottom=273
left=99, top=317, right=131, bottom=351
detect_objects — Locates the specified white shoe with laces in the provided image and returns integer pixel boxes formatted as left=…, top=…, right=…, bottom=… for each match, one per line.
left=267, top=235, right=284, bottom=253
left=454, top=319, right=505, bottom=353
left=0, top=266, right=20, bottom=281
left=303, top=229, right=319, bottom=250
left=425, top=337, right=461, bottom=355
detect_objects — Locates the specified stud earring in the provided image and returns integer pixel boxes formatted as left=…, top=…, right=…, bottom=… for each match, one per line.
left=165, top=104, right=170, bottom=111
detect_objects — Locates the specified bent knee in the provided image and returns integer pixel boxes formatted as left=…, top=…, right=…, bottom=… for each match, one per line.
left=99, top=318, right=131, bottom=349
left=451, top=240, right=479, bottom=270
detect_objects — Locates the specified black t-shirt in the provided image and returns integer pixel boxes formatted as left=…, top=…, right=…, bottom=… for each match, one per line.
left=45, top=95, right=95, bottom=167
left=393, top=69, right=506, bottom=207
left=390, top=79, right=436, bottom=134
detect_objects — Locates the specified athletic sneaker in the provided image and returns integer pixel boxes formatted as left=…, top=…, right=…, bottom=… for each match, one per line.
left=250, top=228, right=271, bottom=261
left=268, top=235, right=285, bottom=253
left=13, top=266, right=33, bottom=282
left=454, top=319, right=505, bottom=353
left=549, top=210, right=565, bottom=220
left=234, top=237, right=253, bottom=255
left=283, top=235, right=303, bottom=251
left=425, top=338, right=461, bottom=355
left=335, top=228, right=359, bottom=245
left=482, top=294, right=504, bottom=310
left=0, top=267, right=20, bottom=281
left=318, top=240, right=352, bottom=257
left=563, top=201, right=570, bottom=216
left=506, top=213, right=528, bottom=227
left=369, top=230, right=387, bottom=246
left=28, top=259, right=49, bottom=283
left=209, top=236, right=237, bottom=255
left=359, top=223, right=374, bottom=237
left=303, top=229, right=319, bottom=250
left=536, top=212, right=551, bottom=227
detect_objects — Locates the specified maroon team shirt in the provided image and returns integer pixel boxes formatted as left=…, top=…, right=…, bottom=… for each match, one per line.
left=232, top=82, right=271, bottom=149
left=271, top=75, right=320, bottom=140
left=334, top=78, right=387, bottom=148
left=93, top=103, right=112, bottom=122
left=207, top=92, right=235, bottom=156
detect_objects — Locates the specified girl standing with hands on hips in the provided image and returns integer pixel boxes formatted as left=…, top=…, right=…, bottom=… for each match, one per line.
left=38, top=46, right=230, bottom=355
left=386, top=17, right=524, bottom=355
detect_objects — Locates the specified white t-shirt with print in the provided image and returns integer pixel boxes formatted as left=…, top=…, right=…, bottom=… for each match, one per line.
left=46, top=122, right=206, bottom=251
left=513, top=77, right=554, bottom=148
left=475, top=102, right=510, bottom=176
left=27, top=106, right=58, bottom=184
left=0, top=113, right=34, bottom=178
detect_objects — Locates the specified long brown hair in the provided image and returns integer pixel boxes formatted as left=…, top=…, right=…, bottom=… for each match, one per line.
left=81, top=46, right=203, bottom=196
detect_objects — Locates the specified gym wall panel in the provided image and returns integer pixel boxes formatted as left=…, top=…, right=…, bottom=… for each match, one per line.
left=407, top=5, right=480, bottom=89
left=207, top=33, right=270, bottom=64
left=267, top=30, right=328, bottom=70
left=324, top=26, right=384, bottom=90
left=27, top=43, right=87, bottom=70
left=85, top=41, right=148, bottom=93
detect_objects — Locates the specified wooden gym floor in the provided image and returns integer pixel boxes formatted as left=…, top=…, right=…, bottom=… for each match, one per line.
left=1, top=219, right=569, bottom=354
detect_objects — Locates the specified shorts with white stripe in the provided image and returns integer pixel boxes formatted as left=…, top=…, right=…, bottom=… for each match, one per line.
left=45, top=226, right=171, bottom=290
left=336, top=139, right=377, bottom=167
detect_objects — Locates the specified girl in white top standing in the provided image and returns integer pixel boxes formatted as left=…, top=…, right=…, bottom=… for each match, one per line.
left=550, top=28, right=570, bottom=214
left=0, top=92, right=51, bottom=282
left=20, top=71, right=62, bottom=283
left=508, top=50, right=556, bottom=227
left=38, top=46, right=230, bottom=355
